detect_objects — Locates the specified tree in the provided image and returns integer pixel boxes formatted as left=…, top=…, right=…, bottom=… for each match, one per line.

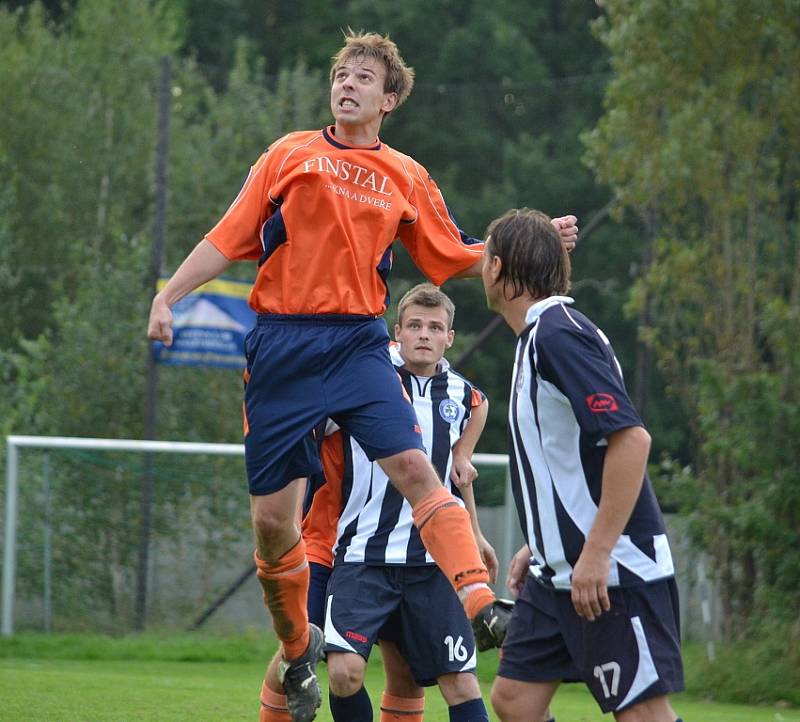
left=585, top=0, right=800, bottom=634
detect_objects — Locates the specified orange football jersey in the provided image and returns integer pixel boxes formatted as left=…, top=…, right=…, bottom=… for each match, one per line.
left=206, top=127, right=483, bottom=316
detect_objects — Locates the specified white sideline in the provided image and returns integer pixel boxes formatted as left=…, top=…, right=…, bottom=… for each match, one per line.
left=2, top=435, right=510, bottom=636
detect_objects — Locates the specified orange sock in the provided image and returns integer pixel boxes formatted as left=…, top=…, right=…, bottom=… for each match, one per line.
left=411, top=486, right=493, bottom=619
left=260, top=680, right=290, bottom=722
left=254, top=539, right=310, bottom=660
left=380, top=692, right=424, bottom=721
left=463, top=584, right=496, bottom=621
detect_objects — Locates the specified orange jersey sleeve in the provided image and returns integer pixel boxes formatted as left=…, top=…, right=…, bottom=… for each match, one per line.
left=302, top=430, right=345, bottom=568
left=394, top=157, right=484, bottom=286
left=205, top=150, right=276, bottom=261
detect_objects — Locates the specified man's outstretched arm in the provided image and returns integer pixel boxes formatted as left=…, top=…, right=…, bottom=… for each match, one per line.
left=147, top=238, right=232, bottom=345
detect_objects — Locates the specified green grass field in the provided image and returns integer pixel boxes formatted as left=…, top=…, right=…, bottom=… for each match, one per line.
left=1, top=633, right=797, bottom=721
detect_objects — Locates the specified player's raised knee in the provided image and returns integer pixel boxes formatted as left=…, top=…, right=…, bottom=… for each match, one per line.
left=250, top=495, right=297, bottom=538
left=380, top=448, right=438, bottom=499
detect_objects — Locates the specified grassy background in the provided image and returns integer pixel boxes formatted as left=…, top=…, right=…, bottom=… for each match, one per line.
left=1, top=633, right=798, bottom=721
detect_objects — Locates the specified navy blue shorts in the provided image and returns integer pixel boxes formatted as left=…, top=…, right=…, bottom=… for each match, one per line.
left=498, top=575, right=684, bottom=713
left=323, top=564, right=477, bottom=686
left=243, top=315, right=424, bottom=495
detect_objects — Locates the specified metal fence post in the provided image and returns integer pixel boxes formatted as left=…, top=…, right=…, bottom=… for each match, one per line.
left=2, top=439, right=19, bottom=636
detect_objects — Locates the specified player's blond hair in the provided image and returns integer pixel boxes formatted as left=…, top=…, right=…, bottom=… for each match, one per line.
left=330, top=29, right=415, bottom=109
left=397, top=283, right=455, bottom=329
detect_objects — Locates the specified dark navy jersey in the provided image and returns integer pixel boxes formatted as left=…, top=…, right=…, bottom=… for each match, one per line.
left=509, top=296, right=674, bottom=589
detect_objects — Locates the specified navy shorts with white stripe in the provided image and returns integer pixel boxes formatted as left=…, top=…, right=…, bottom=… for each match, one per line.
left=498, top=573, right=684, bottom=714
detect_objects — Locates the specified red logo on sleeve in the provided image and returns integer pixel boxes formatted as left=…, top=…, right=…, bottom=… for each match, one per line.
left=586, top=393, right=619, bottom=413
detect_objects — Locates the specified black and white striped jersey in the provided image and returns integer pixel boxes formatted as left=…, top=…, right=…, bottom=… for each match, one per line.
left=509, top=296, right=674, bottom=590
left=333, top=347, right=484, bottom=566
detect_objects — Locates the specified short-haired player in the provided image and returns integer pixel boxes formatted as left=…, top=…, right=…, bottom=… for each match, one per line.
left=148, top=29, right=578, bottom=721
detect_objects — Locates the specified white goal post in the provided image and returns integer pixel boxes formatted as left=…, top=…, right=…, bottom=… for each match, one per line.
left=2, top=435, right=514, bottom=636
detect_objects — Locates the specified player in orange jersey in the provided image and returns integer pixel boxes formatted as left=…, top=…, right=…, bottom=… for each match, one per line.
left=148, top=30, right=577, bottom=722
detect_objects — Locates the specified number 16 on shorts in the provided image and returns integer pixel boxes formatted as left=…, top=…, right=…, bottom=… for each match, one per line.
left=444, top=634, right=469, bottom=662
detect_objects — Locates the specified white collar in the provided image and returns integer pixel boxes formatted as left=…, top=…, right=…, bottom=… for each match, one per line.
left=524, top=296, right=575, bottom=325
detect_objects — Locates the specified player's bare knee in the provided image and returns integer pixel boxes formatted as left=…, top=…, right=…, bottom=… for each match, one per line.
left=250, top=501, right=296, bottom=552
left=490, top=684, right=514, bottom=719
left=490, top=680, right=535, bottom=721
left=250, top=482, right=304, bottom=552
left=437, top=672, right=481, bottom=706
left=382, top=449, right=437, bottom=498
left=327, top=653, right=366, bottom=697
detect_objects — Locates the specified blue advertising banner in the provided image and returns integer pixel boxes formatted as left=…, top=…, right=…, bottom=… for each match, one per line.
left=151, top=277, right=255, bottom=369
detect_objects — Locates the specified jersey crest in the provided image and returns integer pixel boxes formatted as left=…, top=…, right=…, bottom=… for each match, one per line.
left=439, top=398, right=464, bottom=425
